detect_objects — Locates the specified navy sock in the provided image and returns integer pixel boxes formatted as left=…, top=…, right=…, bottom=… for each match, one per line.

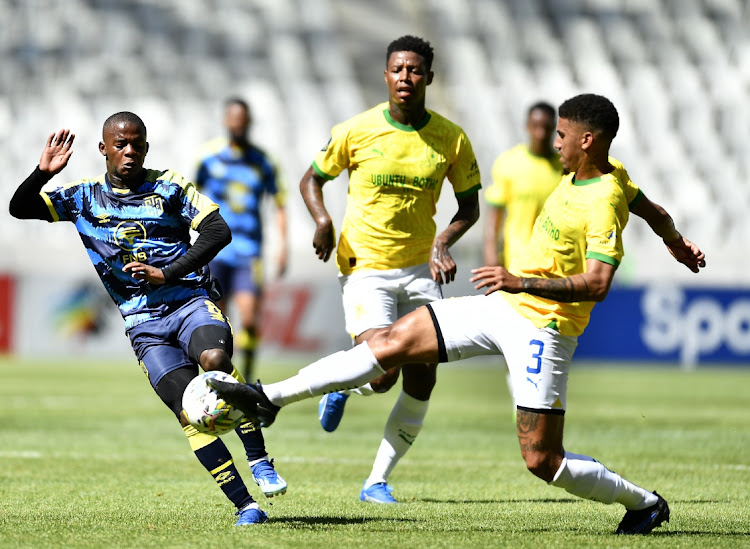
left=193, top=436, right=254, bottom=509
left=235, top=419, right=268, bottom=462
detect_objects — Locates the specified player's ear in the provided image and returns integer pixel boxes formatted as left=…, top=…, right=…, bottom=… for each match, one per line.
left=145, top=142, right=149, bottom=156
left=426, top=70, right=434, bottom=86
left=580, top=131, right=594, bottom=151
left=99, top=141, right=106, bottom=157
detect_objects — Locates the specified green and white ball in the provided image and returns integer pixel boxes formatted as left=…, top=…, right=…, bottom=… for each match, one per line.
left=182, top=371, right=245, bottom=436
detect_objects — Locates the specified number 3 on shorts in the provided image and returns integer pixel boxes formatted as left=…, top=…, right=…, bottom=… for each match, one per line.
left=526, top=339, right=544, bottom=374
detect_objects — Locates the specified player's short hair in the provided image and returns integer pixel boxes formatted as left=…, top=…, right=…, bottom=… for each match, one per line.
left=386, top=35, right=434, bottom=71
left=528, top=101, right=556, bottom=120
left=225, top=96, right=250, bottom=114
left=558, top=94, right=619, bottom=140
left=102, top=112, right=146, bottom=138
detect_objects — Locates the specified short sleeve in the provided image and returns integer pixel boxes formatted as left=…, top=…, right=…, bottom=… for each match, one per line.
left=165, top=171, right=219, bottom=230
left=584, top=194, right=626, bottom=268
left=40, top=180, right=85, bottom=223
left=608, top=156, right=641, bottom=206
left=446, top=131, right=481, bottom=197
left=312, top=122, right=351, bottom=180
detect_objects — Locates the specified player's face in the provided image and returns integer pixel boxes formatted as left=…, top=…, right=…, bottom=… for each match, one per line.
left=384, top=50, right=433, bottom=107
left=224, top=103, right=250, bottom=142
left=554, top=117, right=585, bottom=172
left=99, top=121, right=148, bottom=186
left=527, top=109, right=556, bottom=148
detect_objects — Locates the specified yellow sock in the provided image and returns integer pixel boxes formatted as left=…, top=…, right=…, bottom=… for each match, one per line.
left=183, top=423, right=217, bottom=451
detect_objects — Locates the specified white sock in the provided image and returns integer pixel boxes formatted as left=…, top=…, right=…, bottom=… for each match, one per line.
left=364, top=390, right=429, bottom=488
left=550, top=451, right=658, bottom=510
left=264, top=342, right=386, bottom=407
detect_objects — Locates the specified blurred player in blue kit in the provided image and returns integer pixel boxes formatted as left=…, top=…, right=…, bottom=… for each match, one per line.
left=196, top=97, right=288, bottom=383
left=9, top=112, right=285, bottom=525
left=210, top=94, right=706, bottom=535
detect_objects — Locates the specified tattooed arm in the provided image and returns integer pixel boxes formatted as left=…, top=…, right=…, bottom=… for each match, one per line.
left=470, top=258, right=616, bottom=303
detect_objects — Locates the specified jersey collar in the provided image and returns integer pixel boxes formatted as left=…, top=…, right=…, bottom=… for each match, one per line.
left=383, top=108, right=431, bottom=132
left=572, top=175, right=602, bottom=186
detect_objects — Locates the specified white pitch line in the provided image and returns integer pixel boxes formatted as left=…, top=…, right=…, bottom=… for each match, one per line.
left=3, top=451, right=748, bottom=473
left=0, top=451, right=43, bottom=458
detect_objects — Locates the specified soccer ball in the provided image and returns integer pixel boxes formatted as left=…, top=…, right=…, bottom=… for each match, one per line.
left=182, top=371, right=245, bottom=436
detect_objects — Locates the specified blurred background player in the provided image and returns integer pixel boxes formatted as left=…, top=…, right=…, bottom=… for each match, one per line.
left=210, top=93, right=706, bottom=534
left=9, top=114, right=282, bottom=525
left=482, top=101, right=562, bottom=409
left=196, top=97, right=288, bottom=383
left=195, top=98, right=288, bottom=500
left=482, top=101, right=562, bottom=268
left=300, top=35, right=480, bottom=503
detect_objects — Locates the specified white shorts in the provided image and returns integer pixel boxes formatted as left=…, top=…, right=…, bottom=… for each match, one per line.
left=427, top=293, right=578, bottom=412
left=339, top=263, right=442, bottom=339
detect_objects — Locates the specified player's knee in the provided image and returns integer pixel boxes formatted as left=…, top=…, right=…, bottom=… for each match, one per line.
left=372, top=325, right=408, bottom=356
left=200, top=348, right=232, bottom=373
left=188, top=324, right=233, bottom=364
left=522, top=450, right=560, bottom=482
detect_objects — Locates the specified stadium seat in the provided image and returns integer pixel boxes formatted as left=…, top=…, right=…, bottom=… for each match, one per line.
left=1, top=0, right=745, bottom=280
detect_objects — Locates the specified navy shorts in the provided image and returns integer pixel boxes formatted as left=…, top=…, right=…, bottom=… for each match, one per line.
left=128, top=297, right=233, bottom=388
left=210, top=258, right=263, bottom=296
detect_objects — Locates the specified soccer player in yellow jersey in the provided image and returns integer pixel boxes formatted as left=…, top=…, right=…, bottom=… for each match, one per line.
left=483, top=102, right=563, bottom=409
left=210, top=94, right=706, bottom=534
left=483, top=101, right=562, bottom=268
left=299, top=35, right=480, bottom=503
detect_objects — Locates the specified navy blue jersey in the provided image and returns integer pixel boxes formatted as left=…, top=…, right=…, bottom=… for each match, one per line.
left=196, top=138, right=285, bottom=266
left=41, top=169, right=219, bottom=329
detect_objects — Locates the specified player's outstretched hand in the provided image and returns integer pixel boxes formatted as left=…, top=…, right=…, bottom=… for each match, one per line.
left=664, top=236, right=706, bottom=273
left=123, top=262, right=166, bottom=284
left=470, top=265, right=522, bottom=295
left=430, top=241, right=457, bottom=284
left=39, top=129, right=75, bottom=176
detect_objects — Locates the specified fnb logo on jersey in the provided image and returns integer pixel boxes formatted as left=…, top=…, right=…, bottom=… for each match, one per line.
left=114, top=221, right=148, bottom=263
left=114, top=221, right=147, bottom=251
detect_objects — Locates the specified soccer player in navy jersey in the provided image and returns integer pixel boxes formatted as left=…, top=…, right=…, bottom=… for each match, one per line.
left=195, top=98, right=288, bottom=386
left=9, top=112, right=280, bottom=525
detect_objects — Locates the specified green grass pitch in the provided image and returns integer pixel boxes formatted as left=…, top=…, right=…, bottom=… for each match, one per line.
left=1, top=356, right=749, bottom=548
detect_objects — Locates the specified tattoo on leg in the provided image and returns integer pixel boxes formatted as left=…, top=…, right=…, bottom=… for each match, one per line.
left=516, top=410, right=540, bottom=434
left=519, top=439, right=548, bottom=453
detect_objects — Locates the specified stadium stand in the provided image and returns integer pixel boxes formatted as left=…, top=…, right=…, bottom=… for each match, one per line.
left=1, top=0, right=747, bottom=284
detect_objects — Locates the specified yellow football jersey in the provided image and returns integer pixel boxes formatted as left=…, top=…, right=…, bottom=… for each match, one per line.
left=485, top=144, right=563, bottom=267
left=502, top=157, right=642, bottom=336
left=313, top=102, right=481, bottom=275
